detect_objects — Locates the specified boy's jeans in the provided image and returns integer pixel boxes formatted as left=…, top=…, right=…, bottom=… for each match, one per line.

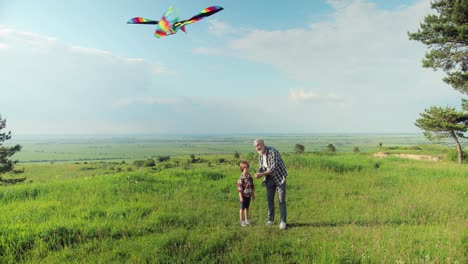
left=266, top=182, right=287, bottom=223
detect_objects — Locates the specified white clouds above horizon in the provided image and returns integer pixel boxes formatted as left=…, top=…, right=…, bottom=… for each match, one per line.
left=1, top=0, right=464, bottom=135
left=288, top=89, right=343, bottom=103
left=191, top=0, right=462, bottom=131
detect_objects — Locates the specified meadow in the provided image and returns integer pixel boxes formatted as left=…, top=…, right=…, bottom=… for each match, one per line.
left=11, top=133, right=433, bottom=163
left=0, top=135, right=467, bottom=263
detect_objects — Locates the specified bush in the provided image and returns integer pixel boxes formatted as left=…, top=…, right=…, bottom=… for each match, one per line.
left=446, top=148, right=468, bottom=163
left=133, top=160, right=145, bottom=167
left=295, top=144, right=305, bottom=154
left=144, top=159, right=156, bottom=167
left=157, top=156, right=171, bottom=162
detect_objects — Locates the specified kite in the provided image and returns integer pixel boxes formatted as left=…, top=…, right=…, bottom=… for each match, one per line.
left=127, top=6, right=224, bottom=38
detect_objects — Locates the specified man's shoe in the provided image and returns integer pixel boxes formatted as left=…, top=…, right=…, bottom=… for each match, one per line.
left=266, top=221, right=274, bottom=226
left=279, top=222, right=287, bottom=230
left=240, top=221, right=247, bottom=227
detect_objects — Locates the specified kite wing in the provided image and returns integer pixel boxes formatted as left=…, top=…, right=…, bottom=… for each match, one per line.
left=154, top=6, right=180, bottom=38
left=176, top=6, right=223, bottom=31
left=127, top=17, right=159, bottom=24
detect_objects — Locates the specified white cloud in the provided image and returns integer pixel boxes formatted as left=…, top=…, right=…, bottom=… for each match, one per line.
left=114, top=96, right=182, bottom=107
left=192, top=46, right=224, bottom=56
left=288, top=89, right=342, bottom=103
left=0, top=26, right=174, bottom=134
left=207, top=19, right=233, bottom=36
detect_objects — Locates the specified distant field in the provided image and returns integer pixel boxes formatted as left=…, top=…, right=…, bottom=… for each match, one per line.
left=8, top=133, right=456, bottom=163
left=0, top=152, right=466, bottom=263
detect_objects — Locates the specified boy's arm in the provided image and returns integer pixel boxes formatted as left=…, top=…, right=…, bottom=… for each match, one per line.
left=237, top=179, right=244, bottom=202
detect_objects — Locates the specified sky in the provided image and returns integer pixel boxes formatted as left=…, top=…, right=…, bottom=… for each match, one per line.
left=0, top=0, right=464, bottom=135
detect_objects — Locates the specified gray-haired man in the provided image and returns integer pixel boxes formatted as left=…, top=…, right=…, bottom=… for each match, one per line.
left=253, top=139, right=287, bottom=230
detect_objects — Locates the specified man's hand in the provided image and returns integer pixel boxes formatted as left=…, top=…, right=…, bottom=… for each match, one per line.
left=239, top=196, right=244, bottom=202
left=254, top=172, right=262, bottom=179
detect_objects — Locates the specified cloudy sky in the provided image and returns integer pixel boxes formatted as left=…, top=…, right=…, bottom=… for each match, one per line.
left=0, top=0, right=463, bottom=134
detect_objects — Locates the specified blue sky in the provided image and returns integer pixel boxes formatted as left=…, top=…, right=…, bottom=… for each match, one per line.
left=0, top=0, right=463, bottom=134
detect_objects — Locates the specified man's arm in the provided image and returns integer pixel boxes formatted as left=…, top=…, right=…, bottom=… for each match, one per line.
left=255, top=149, right=278, bottom=178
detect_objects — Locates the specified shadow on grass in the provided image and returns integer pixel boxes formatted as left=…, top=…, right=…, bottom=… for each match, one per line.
left=287, top=219, right=415, bottom=228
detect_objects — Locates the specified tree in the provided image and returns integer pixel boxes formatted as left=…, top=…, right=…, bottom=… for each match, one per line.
left=0, top=115, right=23, bottom=183
left=353, top=146, right=360, bottom=153
left=415, top=106, right=468, bottom=164
left=234, top=151, right=240, bottom=159
left=327, top=144, right=336, bottom=153
left=294, top=144, right=305, bottom=154
left=408, top=0, right=468, bottom=95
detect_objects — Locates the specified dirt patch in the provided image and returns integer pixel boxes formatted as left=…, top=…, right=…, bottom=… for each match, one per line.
left=373, top=152, right=388, bottom=158
left=394, top=154, right=442, bottom=161
left=372, top=152, right=441, bottom=161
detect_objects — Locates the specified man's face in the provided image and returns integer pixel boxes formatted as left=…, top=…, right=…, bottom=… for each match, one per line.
left=254, top=141, right=265, bottom=155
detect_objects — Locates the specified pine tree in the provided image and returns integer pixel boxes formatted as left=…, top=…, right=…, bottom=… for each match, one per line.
left=0, top=114, right=24, bottom=184
left=415, top=106, right=468, bottom=164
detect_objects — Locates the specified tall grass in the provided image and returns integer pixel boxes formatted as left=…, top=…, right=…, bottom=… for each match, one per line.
left=0, top=153, right=466, bottom=263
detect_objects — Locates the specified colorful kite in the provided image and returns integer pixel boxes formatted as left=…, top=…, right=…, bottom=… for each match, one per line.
left=127, top=6, right=224, bottom=38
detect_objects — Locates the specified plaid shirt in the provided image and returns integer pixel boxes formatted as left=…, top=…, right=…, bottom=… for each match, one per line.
left=237, top=174, right=255, bottom=197
left=259, top=146, right=288, bottom=186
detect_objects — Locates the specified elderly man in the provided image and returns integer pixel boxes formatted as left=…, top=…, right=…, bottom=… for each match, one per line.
left=253, top=139, right=288, bottom=230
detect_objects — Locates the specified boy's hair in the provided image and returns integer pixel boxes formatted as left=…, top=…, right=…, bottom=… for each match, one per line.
left=239, top=160, right=249, bottom=172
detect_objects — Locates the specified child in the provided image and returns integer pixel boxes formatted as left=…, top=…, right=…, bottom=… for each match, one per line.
left=237, top=160, right=255, bottom=226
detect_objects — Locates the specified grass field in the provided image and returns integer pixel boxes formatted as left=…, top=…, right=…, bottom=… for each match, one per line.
left=0, top=140, right=466, bottom=263
left=8, top=133, right=463, bottom=164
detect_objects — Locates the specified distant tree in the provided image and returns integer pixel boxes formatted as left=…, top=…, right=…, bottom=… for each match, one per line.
left=327, top=144, right=336, bottom=153
left=144, top=159, right=156, bottom=167
left=415, top=106, right=468, bottom=165
left=0, top=115, right=24, bottom=184
left=408, top=0, right=468, bottom=95
left=133, top=160, right=145, bottom=167
left=189, top=154, right=198, bottom=163
left=463, top=99, right=468, bottom=111
left=234, top=151, right=240, bottom=159
left=294, top=144, right=305, bottom=154
left=353, top=146, right=360, bottom=153
left=378, top=143, right=383, bottom=149
left=157, top=155, right=171, bottom=162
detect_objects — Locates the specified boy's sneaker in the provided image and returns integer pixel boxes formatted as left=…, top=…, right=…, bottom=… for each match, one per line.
left=266, top=221, right=274, bottom=226
left=279, top=222, right=287, bottom=230
left=244, top=220, right=250, bottom=225
left=240, top=221, right=247, bottom=227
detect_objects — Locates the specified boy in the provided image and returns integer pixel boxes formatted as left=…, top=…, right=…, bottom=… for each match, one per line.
left=237, top=160, right=255, bottom=226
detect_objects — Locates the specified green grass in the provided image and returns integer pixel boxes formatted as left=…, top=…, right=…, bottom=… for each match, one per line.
left=0, top=152, right=467, bottom=263
left=10, top=133, right=446, bottom=163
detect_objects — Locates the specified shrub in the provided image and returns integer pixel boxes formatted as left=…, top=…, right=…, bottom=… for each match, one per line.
left=295, top=144, right=305, bottom=154
left=446, top=148, right=468, bottom=163
left=144, top=159, right=156, bottom=167
left=157, top=156, right=171, bottom=162
left=133, top=160, right=145, bottom=167
left=327, top=144, right=336, bottom=153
